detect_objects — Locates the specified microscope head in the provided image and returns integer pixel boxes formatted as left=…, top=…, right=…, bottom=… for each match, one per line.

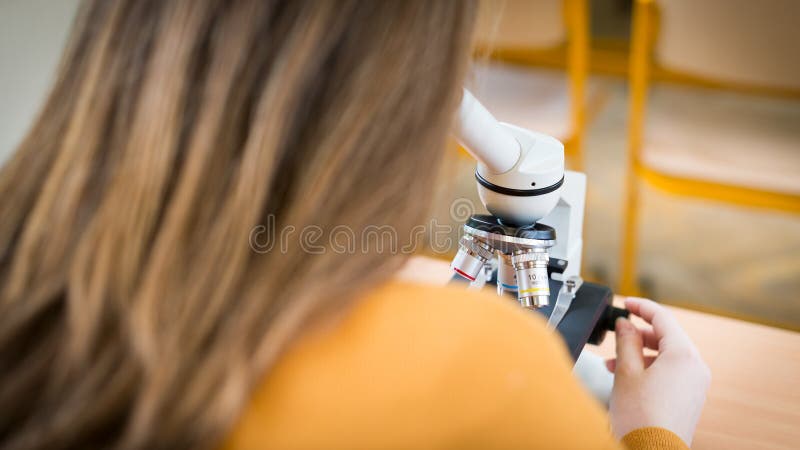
left=476, top=124, right=564, bottom=226
left=455, top=89, right=565, bottom=226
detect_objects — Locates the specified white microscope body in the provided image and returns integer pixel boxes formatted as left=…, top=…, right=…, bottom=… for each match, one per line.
left=452, top=89, right=586, bottom=302
left=452, top=89, right=615, bottom=404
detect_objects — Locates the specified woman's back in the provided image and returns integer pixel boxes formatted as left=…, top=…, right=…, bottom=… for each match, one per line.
left=225, top=281, right=624, bottom=449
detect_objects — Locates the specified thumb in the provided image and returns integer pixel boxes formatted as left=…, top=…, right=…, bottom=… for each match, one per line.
left=614, top=317, right=644, bottom=377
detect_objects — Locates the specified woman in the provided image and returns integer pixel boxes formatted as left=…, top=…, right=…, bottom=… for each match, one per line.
left=0, top=1, right=709, bottom=449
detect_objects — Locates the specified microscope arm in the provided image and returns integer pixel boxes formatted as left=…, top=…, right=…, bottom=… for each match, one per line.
left=455, top=89, right=521, bottom=174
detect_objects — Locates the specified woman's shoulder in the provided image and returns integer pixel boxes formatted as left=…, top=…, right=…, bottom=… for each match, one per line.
left=253, top=279, right=565, bottom=391
left=350, top=280, right=554, bottom=348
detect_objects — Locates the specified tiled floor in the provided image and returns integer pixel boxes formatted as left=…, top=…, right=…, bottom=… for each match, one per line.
left=431, top=65, right=800, bottom=329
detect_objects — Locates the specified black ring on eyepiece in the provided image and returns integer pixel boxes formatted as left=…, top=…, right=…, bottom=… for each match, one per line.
left=475, top=172, right=564, bottom=197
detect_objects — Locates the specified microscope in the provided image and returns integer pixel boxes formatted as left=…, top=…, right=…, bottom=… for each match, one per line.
left=450, top=89, right=627, bottom=361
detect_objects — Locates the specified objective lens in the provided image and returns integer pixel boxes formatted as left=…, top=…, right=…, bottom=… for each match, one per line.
left=497, top=253, right=517, bottom=295
left=451, top=235, right=494, bottom=281
left=512, top=248, right=550, bottom=309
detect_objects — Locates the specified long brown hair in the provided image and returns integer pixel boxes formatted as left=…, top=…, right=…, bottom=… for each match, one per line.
left=0, top=1, right=476, bottom=448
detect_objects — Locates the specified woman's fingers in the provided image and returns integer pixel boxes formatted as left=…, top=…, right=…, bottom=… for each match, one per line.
left=605, top=355, right=657, bottom=373
left=625, top=297, right=691, bottom=349
left=640, top=327, right=660, bottom=350
left=614, top=318, right=645, bottom=376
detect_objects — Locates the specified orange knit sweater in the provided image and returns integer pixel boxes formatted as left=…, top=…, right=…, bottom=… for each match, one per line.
left=224, top=281, right=687, bottom=449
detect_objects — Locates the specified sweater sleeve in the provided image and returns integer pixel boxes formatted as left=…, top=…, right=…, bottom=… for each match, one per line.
left=622, top=427, right=690, bottom=450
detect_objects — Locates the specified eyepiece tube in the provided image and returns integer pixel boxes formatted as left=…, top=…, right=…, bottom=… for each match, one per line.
left=455, top=89, right=521, bottom=174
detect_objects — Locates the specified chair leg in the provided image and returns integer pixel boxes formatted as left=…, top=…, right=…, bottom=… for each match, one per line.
left=618, top=0, right=654, bottom=297
left=566, top=0, right=589, bottom=172
left=619, top=169, right=642, bottom=296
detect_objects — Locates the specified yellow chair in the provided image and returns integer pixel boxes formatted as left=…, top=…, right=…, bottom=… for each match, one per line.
left=471, top=0, right=590, bottom=170
left=619, top=0, right=800, bottom=296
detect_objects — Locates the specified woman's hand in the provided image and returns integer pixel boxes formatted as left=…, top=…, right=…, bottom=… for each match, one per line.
left=607, top=297, right=711, bottom=446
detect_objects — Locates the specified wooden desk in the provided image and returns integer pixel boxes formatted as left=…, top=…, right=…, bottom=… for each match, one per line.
left=398, top=256, right=800, bottom=450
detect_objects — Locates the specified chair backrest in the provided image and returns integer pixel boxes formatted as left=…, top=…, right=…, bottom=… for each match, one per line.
left=655, top=0, right=800, bottom=91
left=475, top=0, right=565, bottom=50
left=0, top=0, right=80, bottom=165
